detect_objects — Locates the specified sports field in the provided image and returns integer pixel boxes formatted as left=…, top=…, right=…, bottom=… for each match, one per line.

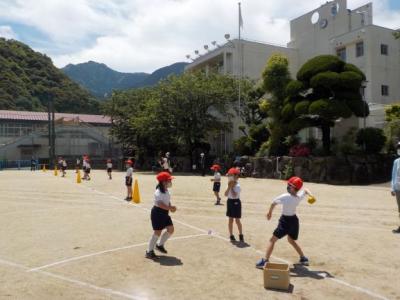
left=0, top=169, right=399, bottom=300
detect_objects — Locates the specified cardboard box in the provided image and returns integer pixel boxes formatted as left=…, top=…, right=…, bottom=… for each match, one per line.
left=263, top=262, right=290, bottom=290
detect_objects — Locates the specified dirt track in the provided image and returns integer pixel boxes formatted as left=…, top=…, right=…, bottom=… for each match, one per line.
left=0, top=170, right=399, bottom=299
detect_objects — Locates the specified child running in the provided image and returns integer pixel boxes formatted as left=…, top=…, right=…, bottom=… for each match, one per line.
left=224, top=167, right=244, bottom=242
left=256, top=176, right=312, bottom=269
left=146, top=171, right=177, bottom=259
left=210, top=164, right=222, bottom=205
left=125, top=160, right=133, bottom=201
left=106, top=159, right=112, bottom=180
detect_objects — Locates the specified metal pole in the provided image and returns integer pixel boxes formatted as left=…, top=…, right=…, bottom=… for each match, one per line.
left=47, top=98, right=51, bottom=164
left=238, top=2, right=242, bottom=120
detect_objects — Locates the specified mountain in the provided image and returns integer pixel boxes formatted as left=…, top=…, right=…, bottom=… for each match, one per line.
left=62, top=61, right=188, bottom=98
left=0, top=38, right=99, bottom=113
left=62, top=61, right=149, bottom=98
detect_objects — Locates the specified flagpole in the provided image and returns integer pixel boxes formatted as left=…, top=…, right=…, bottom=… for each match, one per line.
left=238, top=2, right=242, bottom=121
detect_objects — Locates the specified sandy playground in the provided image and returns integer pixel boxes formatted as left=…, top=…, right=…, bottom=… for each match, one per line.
left=0, top=169, right=399, bottom=300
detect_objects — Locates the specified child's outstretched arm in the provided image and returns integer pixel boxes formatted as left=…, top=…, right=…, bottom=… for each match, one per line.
left=266, top=203, right=277, bottom=220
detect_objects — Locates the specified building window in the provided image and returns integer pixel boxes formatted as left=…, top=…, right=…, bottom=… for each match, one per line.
left=356, top=41, right=364, bottom=57
left=381, top=85, right=389, bottom=96
left=336, top=47, right=346, bottom=61
left=381, top=44, right=388, bottom=55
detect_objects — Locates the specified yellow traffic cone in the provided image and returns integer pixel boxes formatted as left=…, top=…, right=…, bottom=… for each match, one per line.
left=132, top=179, right=141, bottom=204
left=54, top=166, right=58, bottom=176
left=76, top=170, right=81, bottom=183
left=42, top=164, right=46, bottom=172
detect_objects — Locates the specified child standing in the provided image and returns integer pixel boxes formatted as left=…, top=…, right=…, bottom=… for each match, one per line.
left=125, top=160, right=133, bottom=201
left=146, top=171, right=177, bottom=259
left=256, top=176, right=312, bottom=269
left=106, top=159, right=112, bottom=180
left=84, top=157, right=91, bottom=181
left=61, top=158, right=67, bottom=177
left=210, top=164, right=222, bottom=205
left=224, top=167, right=244, bottom=242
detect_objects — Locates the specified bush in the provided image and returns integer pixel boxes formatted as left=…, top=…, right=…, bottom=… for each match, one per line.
left=310, top=71, right=340, bottom=89
left=297, top=55, right=345, bottom=82
left=347, top=99, right=369, bottom=117
left=338, top=71, right=363, bottom=90
left=294, top=100, right=310, bottom=116
left=282, top=161, right=294, bottom=179
left=286, top=80, right=305, bottom=97
left=343, top=63, right=366, bottom=80
left=281, top=103, right=294, bottom=120
left=256, top=140, right=270, bottom=157
left=356, top=127, right=386, bottom=154
left=249, top=124, right=269, bottom=147
left=234, top=136, right=255, bottom=156
left=289, top=144, right=311, bottom=157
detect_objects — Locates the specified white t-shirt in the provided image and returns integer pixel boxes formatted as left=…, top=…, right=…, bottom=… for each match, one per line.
left=154, top=188, right=171, bottom=207
left=214, top=172, right=221, bottom=181
left=62, top=160, right=67, bottom=167
left=83, top=161, right=87, bottom=168
left=126, top=167, right=133, bottom=177
left=107, top=163, right=112, bottom=168
left=85, top=162, right=91, bottom=169
left=162, top=157, right=169, bottom=170
left=227, top=182, right=241, bottom=199
left=273, top=190, right=306, bottom=216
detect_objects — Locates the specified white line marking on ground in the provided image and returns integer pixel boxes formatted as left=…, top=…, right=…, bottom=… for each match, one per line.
left=38, top=176, right=390, bottom=300
left=28, top=233, right=208, bottom=272
left=0, top=257, right=142, bottom=300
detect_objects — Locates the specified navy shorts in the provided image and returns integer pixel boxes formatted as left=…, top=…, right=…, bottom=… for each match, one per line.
left=151, top=206, right=173, bottom=230
left=86, top=168, right=91, bottom=174
left=107, top=168, right=112, bottom=173
left=226, top=198, right=241, bottom=219
left=213, top=182, right=221, bottom=192
left=125, top=176, right=132, bottom=186
left=273, top=215, right=299, bottom=240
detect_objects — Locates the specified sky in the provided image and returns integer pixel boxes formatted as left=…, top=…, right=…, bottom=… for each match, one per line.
left=0, top=0, right=400, bottom=73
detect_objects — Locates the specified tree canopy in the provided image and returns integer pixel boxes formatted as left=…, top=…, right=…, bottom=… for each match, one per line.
left=104, top=71, right=251, bottom=160
left=284, top=55, right=369, bottom=153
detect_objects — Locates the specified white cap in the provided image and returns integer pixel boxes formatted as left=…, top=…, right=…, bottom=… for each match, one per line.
left=200, top=153, right=204, bottom=156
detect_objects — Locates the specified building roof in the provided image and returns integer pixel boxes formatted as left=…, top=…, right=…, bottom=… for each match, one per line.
left=0, top=110, right=111, bottom=124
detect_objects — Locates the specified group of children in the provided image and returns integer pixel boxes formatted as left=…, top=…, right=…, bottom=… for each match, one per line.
left=146, top=162, right=313, bottom=269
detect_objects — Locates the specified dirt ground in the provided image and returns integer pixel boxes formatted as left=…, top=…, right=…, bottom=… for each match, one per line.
left=0, top=169, right=399, bottom=300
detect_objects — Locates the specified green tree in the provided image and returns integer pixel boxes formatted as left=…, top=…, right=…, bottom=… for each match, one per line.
left=105, top=72, right=243, bottom=161
left=260, top=53, right=292, bottom=155
left=286, top=55, right=369, bottom=154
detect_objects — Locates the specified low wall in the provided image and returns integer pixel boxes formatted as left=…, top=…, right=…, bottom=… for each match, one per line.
left=245, top=155, right=394, bottom=185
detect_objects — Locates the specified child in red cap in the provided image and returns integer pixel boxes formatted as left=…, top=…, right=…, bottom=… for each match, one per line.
left=210, top=164, right=222, bottom=205
left=224, top=167, right=244, bottom=242
left=146, top=171, right=177, bottom=259
left=256, top=176, right=313, bottom=269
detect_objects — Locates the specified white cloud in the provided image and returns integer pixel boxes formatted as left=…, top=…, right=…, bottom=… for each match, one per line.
left=0, top=0, right=399, bottom=73
left=0, top=25, right=17, bottom=39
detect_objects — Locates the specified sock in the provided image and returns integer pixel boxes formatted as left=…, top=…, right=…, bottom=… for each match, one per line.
left=148, top=234, right=159, bottom=252
left=158, top=232, right=171, bottom=246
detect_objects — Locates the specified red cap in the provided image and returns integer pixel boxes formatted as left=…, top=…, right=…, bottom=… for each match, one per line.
left=227, top=167, right=240, bottom=175
left=287, top=176, right=303, bottom=190
left=156, top=171, right=174, bottom=182
left=210, top=164, right=221, bottom=171
left=125, top=160, right=133, bottom=165
left=107, top=159, right=111, bottom=162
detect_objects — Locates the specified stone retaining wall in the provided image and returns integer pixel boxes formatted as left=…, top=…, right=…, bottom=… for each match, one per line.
left=245, top=155, right=394, bottom=185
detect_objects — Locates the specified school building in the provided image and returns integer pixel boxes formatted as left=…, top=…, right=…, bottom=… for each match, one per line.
left=0, top=110, right=119, bottom=162
left=185, top=0, right=399, bottom=155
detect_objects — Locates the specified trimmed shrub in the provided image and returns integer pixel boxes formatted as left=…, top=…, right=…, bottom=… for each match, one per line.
left=297, top=55, right=345, bottom=81
left=356, top=127, right=386, bottom=154
left=310, top=71, right=340, bottom=89
left=338, top=71, right=363, bottom=90
left=294, top=100, right=310, bottom=116
left=347, top=100, right=369, bottom=117
left=281, top=103, right=295, bottom=120
left=286, top=80, right=305, bottom=97
left=343, top=63, right=366, bottom=80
